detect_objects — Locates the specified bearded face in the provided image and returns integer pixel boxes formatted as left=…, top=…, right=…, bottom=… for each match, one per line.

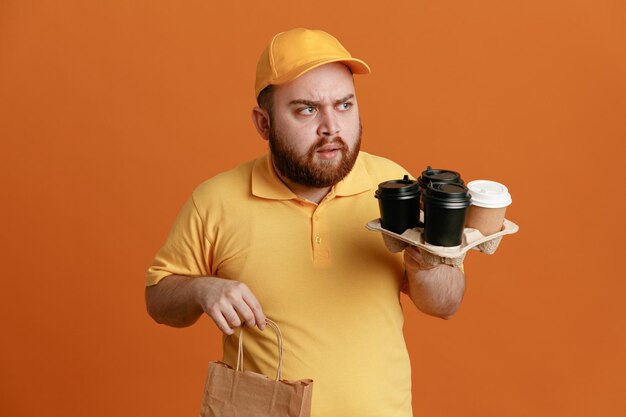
left=269, top=122, right=362, bottom=188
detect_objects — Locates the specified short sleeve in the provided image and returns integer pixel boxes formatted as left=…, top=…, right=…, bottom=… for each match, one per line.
left=146, top=194, right=212, bottom=286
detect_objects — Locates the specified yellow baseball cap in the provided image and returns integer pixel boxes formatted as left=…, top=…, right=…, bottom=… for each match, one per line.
left=255, top=28, right=371, bottom=98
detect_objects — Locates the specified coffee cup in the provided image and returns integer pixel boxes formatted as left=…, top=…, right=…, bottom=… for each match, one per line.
left=375, top=175, right=421, bottom=234
left=465, top=180, right=512, bottom=236
left=418, top=166, right=464, bottom=209
left=423, top=182, right=472, bottom=247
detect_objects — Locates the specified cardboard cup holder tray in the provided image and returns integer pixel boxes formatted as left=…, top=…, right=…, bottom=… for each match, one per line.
left=365, top=217, right=519, bottom=261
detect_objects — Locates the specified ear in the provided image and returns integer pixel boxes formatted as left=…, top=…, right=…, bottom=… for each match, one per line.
left=251, top=106, right=271, bottom=141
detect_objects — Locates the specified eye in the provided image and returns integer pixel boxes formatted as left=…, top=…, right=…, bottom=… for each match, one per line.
left=338, top=102, right=352, bottom=111
left=299, top=106, right=316, bottom=115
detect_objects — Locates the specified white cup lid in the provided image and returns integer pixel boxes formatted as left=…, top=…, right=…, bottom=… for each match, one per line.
left=467, top=180, right=512, bottom=208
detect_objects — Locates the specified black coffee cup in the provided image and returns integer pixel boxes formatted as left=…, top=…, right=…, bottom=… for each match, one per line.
left=423, top=182, right=472, bottom=246
left=375, top=175, right=420, bottom=234
left=417, top=166, right=464, bottom=189
left=418, top=166, right=464, bottom=209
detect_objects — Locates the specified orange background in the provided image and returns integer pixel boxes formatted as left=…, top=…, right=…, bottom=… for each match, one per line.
left=1, top=1, right=625, bottom=416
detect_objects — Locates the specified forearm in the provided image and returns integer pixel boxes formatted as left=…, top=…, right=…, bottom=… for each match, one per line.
left=145, top=275, right=206, bottom=327
left=403, top=248, right=466, bottom=319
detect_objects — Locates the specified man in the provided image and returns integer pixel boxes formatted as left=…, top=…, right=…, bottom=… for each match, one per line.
left=146, top=28, right=465, bottom=416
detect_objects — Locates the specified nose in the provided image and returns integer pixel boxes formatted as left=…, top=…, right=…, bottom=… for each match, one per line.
left=317, top=108, right=340, bottom=137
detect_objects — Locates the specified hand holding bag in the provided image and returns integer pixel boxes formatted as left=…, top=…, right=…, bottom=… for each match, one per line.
left=199, top=318, right=314, bottom=417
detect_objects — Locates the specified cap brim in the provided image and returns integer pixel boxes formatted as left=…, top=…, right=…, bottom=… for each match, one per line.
left=272, top=57, right=371, bottom=86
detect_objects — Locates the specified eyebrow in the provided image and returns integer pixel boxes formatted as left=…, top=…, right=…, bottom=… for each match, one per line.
left=288, top=94, right=355, bottom=107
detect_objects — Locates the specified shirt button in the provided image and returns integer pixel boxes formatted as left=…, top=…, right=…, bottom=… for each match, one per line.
left=314, top=215, right=319, bottom=221
left=315, top=236, right=322, bottom=244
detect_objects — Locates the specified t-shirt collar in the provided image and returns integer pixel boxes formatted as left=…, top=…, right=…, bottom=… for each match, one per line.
left=251, top=152, right=374, bottom=200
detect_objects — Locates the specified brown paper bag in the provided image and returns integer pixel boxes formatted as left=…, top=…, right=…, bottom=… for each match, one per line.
left=199, top=318, right=314, bottom=417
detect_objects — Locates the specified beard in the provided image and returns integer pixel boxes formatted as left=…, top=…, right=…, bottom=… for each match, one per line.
left=269, top=123, right=362, bottom=188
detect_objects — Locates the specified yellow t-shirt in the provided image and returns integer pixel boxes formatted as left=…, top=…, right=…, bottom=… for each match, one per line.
left=147, top=151, right=413, bottom=417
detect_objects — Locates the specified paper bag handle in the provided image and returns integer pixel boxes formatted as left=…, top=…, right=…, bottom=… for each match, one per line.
left=235, top=318, right=283, bottom=381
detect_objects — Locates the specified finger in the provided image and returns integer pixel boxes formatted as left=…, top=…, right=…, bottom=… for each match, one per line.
left=231, top=296, right=261, bottom=330
left=241, top=290, right=266, bottom=330
left=405, top=246, right=440, bottom=271
left=404, top=248, right=422, bottom=265
left=404, top=245, right=422, bottom=260
left=208, top=308, right=236, bottom=335
left=221, top=304, right=244, bottom=329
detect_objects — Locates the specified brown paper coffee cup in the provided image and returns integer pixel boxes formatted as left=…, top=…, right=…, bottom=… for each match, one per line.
left=465, top=180, right=512, bottom=236
left=466, top=205, right=507, bottom=235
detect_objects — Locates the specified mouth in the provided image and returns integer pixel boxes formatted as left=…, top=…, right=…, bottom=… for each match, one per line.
left=317, top=143, right=343, bottom=153
left=315, top=143, right=344, bottom=160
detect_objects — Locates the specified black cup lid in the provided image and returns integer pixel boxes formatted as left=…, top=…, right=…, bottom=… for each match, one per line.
left=418, top=166, right=463, bottom=188
left=425, top=182, right=471, bottom=202
left=375, top=175, right=420, bottom=198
